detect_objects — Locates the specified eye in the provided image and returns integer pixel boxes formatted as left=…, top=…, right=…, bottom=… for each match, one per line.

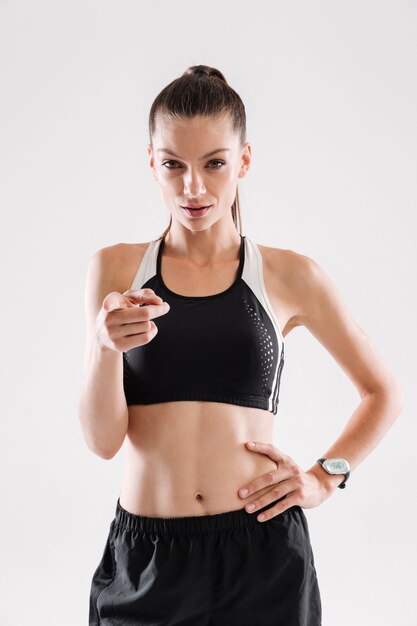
left=162, top=160, right=179, bottom=169
left=161, top=159, right=226, bottom=170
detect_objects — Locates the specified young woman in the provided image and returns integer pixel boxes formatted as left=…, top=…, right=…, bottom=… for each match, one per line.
left=80, top=65, right=404, bottom=626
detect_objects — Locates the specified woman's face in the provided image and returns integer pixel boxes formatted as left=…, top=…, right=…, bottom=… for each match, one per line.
left=148, top=114, right=251, bottom=231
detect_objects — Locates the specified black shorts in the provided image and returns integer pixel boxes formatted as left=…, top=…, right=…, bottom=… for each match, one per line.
left=89, top=497, right=322, bottom=625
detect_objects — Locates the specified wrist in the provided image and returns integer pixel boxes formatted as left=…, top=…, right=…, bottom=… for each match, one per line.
left=307, top=463, right=344, bottom=496
left=94, top=324, right=116, bottom=355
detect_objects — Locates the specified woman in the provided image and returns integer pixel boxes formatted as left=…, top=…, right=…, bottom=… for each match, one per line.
left=80, top=65, right=404, bottom=625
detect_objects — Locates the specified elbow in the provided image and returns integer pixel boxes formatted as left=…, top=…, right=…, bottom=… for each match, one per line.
left=85, top=438, right=121, bottom=460
left=363, top=376, right=405, bottom=420
left=382, top=376, right=405, bottom=420
left=390, top=375, right=405, bottom=412
left=97, top=435, right=127, bottom=460
left=397, top=389, right=405, bottom=411
left=78, top=413, right=126, bottom=460
left=97, top=447, right=118, bottom=460
left=396, top=391, right=405, bottom=418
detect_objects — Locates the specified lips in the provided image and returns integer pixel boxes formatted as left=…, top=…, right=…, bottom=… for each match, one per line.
left=182, top=205, right=212, bottom=217
left=182, top=205, right=211, bottom=209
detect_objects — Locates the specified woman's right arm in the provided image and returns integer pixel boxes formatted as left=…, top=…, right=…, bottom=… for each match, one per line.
left=78, top=245, right=170, bottom=459
left=78, top=246, right=129, bottom=459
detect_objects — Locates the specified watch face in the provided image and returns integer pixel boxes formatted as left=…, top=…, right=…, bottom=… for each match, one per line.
left=324, top=458, right=350, bottom=474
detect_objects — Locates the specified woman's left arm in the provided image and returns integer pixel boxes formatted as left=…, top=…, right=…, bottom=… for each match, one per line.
left=238, top=253, right=405, bottom=519
left=292, top=253, right=404, bottom=495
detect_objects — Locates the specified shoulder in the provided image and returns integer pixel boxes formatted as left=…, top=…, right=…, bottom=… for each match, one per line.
left=255, top=241, right=327, bottom=326
left=86, top=241, right=153, bottom=294
left=256, top=241, right=306, bottom=272
left=81, top=241, right=153, bottom=376
left=256, top=240, right=316, bottom=290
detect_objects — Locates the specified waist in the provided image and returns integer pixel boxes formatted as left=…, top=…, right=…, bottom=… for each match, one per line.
left=120, top=404, right=277, bottom=517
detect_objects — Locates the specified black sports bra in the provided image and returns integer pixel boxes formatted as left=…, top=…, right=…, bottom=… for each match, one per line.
left=123, top=234, right=285, bottom=414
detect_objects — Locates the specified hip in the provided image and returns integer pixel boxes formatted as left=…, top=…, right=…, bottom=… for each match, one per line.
left=89, top=496, right=322, bottom=625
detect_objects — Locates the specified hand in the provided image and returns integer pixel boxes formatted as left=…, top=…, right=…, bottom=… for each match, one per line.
left=96, top=288, right=170, bottom=353
left=237, top=441, right=330, bottom=522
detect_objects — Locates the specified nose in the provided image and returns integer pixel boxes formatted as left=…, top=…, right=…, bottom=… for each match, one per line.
left=183, top=170, right=206, bottom=197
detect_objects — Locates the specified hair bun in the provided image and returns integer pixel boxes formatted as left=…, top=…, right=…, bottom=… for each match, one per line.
left=193, top=68, right=210, bottom=76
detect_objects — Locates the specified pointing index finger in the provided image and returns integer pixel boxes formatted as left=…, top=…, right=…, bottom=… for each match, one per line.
left=136, top=301, right=170, bottom=320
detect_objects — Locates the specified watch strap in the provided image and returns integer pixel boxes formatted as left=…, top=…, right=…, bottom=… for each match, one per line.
left=317, top=458, right=350, bottom=489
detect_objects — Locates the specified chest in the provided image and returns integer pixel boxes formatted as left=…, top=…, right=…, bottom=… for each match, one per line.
left=159, top=241, right=292, bottom=339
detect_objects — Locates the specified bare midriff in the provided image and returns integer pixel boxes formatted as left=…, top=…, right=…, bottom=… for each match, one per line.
left=119, top=400, right=279, bottom=518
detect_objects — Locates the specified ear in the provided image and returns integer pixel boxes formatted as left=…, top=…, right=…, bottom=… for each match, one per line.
left=238, top=142, right=252, bottom=178
left=148, top=144, right=157, bottom=181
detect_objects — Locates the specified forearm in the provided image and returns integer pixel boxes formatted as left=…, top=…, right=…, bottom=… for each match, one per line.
left=306, top=380, right=404, bottom=495
left=78, top=328, right=129, bottom=459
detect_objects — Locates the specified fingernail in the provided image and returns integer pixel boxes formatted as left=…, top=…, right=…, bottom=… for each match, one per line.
left=239, top=488, right=248, bottom=497
left=248, top=441, right=256, bottom=447
left=246, top=503, right=255, bottom=511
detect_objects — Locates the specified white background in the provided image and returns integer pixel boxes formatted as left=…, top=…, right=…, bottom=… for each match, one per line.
left=1, top=1, right=416, bottom=624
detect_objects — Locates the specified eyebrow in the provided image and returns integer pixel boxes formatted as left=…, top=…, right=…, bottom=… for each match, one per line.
left=157, top=148, right=231, bottom=159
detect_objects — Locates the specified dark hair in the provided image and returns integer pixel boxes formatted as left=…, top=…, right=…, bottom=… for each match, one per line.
left=148, top=65, right=247, bottom=240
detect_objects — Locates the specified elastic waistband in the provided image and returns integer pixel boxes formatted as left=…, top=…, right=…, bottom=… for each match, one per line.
left=114, top=496, right=293, bottom=535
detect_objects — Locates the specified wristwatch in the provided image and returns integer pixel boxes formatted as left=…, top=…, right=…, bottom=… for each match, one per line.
left=316, top=458, right=350, bottom=489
